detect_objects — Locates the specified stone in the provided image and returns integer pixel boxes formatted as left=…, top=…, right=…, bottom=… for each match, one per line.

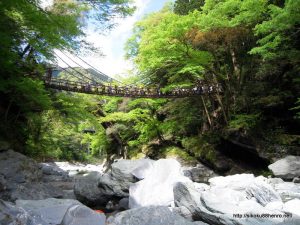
left=74, top=159, right=156, bottom=207
left=111, top=159, right=154, bottom=182
left=268, top=155, right=300, bottom=180
left=74, top=171, right=108, bottom=206
left=245, top=176, right=281, bottom=206
left=173, top=182, right=203, bottom=221
left=0, top=150, right=63, bottom=201
left=271, top=182, right=300, bottom=202
left=97, top=173, right=132, bottom=198
left=131, top=159, right=154, bottom=180
left=282, top=199, right=300, bottom=217
left=208, top=173, right=255, bottom=190
left=53, top=161, right=104, bottom=176
left=16, top=198, right=82, bottom=225
left=118, top=198, right=129, bottom=210
left=183, top=163, right=217, bottom=183
left=174, top=175, right=300, bottom=225
left=0, top=200, right=47, bottom=225
left=39, top=162, right=69, bottom=177
left=0, top=150, right=42, bottom=184
left=106, top=206, right=208, bottom=225
left=61, top=204, right=106, bottom=225
left=10, top=182, right=64, bottom=201
left=128, top=159, right=191, bottom=208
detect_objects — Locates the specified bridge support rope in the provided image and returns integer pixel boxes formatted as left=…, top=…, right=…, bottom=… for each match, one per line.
left=44, top=77, right=221, bottom=98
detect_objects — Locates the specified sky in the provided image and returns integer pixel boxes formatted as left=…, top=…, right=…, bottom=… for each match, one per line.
left=54, top=0, right=171, bottom=79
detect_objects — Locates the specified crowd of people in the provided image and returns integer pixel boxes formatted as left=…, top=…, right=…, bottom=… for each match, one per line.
left=45, top=77, right=221, bottom=97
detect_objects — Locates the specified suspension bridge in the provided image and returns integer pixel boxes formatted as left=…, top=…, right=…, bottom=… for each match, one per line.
left=44, top=51, right=221, bottom=98
left=44, top=67, right=221, bottom=98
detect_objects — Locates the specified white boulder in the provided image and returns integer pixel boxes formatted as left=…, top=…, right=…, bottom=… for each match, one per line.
left=129, top=159, right=190, bottom=208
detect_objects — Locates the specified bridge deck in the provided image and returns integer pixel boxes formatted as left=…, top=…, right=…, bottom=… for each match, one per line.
left=44, top=78, right=220, bottom=98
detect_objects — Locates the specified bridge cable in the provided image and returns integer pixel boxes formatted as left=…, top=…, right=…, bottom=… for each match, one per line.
left=24, top=0, right=120, bottom=84
left=65, top=50, right=121, bottom=84
left=50, top=61, right=86, bottom=82
left=56, top=50, right=114, bottom=84
left=53, top=52, right=99, bottom=84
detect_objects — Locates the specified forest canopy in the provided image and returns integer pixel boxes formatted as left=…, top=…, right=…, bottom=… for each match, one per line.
left=0, top=0, right=299, bottom=166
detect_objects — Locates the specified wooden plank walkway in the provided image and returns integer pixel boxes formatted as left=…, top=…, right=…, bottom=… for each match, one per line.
left=44, top=78, right=221, bottom=98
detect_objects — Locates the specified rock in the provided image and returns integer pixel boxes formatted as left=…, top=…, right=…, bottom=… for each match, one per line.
left=268, top=155, right=300, bottom=180
left=0, top=150, right=42, bottom=183
left=10, top=182, right=64, bottom=201
left=39, top=162, right=69, bottom=177
left=74, top=159, right=155, bottom=207
left=0, top=150, right=63, bottom=201
left=74, top=171, right=108, bottom=206
left=183, top=163, right=217, bottom=183
left=0, top=200, right=47, bottom=225
left=106, top=206, right=208, bottom=225
left=131, top=159, right=154, bottom=180
left=173, top=182, right=203, bottom=221
left=245, top=176, right=281, bottom=206
left=271, top=182, right=300, bottom=202
left=54, top=161, right=104, bottom=176
left=174, top=174, right=300, bottom=225
left=111, top=159, right=154, bottom=182
left=292, top=177, right=300, bottom=183
left=209, top=173, right=255, bottom=190
left=128, top=159, right=191, bottom=208
left=173, top=206, right=194, bottom=221
left=61, top=204, right=106, bottom=225
left=282, top=199, right=300, bottom=217
left=118, top=198, right=129, bottom=210
left=97, top=173, right=132, bottom=198
left=16, top=198, right=82, bottom=225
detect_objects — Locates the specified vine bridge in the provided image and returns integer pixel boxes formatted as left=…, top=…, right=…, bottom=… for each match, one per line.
left=44, top=67, right=221, bottom=98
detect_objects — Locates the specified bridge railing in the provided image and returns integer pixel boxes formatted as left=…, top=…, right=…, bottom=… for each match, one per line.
left=43, top=77, right=222, bottom=98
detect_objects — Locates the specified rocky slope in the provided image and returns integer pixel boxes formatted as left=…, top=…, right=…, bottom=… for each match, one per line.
left=0, top=148, right=299, bottom=225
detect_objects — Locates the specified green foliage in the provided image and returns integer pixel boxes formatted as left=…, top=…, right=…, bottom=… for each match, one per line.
left=229, top=114, right=260, bottom=131
left=250, top=0, right=300, bottom=60
left=161, top=146, right=196, bottom=165
left=174, top=0, right=205, bottom=15
left=1, top=0, right=299, bottom=164
left=182, top=136, right=216, bottom=163
left=0, top=0, right=134, bottom=154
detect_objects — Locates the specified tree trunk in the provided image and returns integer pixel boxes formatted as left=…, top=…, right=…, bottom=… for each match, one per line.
left=201, top=96, right=212, bottom=127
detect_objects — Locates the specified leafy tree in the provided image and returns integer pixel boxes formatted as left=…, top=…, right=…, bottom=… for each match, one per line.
left=0, top=0, right=134, bottom=150
left=174, top=0, right=205, bottom=15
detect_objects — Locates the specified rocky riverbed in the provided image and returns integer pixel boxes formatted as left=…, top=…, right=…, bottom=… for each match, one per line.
left=0, top=148, right=299, bottom=225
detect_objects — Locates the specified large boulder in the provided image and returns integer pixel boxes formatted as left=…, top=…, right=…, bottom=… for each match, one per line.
left=183, top=163, right=217, bottom=183
left=106, top=206, right=208, bottom=225
left=268, top=155, right=300, bottom=180
left=74, top=171, right=108, bottom=206
left=0, top=200, right=47, bottom=225
left=0, top=150, right=42, bottom=183
left=268, top=179, right=300, bottom=202
left=16, top=198, right=82, bottom=225
left=74, top=159, right=154, bottom=206
left=0, top=150, right=63, bottom=201
left=111, top=159, right=154, bottom=182
left=39, top=162, right=69, bottom=177
left=61, top=204, right=106, bottom=225
left=129, top=159, right=191, bottom=208
left=174, top=174, right=300, bottom=225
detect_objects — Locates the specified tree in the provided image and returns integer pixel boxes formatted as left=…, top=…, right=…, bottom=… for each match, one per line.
left=174, top=0, right=205, bottom=15
left=0, top=0, right=134, bottom=149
